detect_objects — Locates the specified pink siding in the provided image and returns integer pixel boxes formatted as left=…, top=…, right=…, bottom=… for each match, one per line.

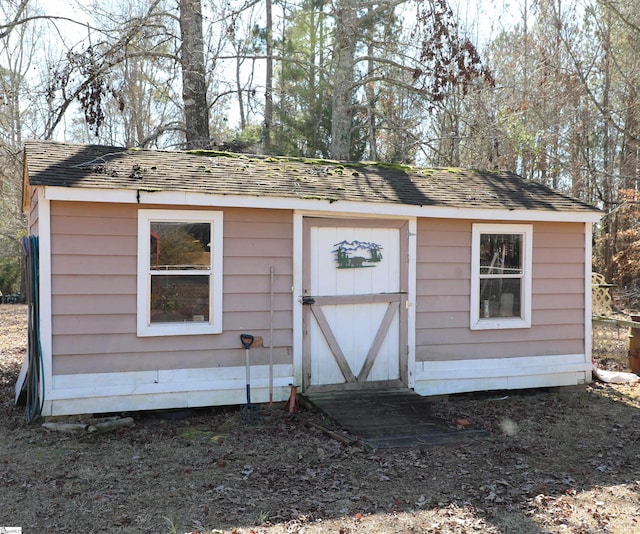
left=416, top=219, right=586, bottom=362
left=49, top=202, right=293, bottom=375
left=49, top=201, right=587, bottom=376
left=54, top=348, right=281, bottom=374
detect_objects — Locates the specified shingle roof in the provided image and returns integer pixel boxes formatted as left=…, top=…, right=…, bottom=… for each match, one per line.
left=24, top=140, right=600, bottom=214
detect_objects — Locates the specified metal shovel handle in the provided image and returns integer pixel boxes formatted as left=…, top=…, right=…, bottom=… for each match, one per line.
left=240, top=333, right=254, bottom=350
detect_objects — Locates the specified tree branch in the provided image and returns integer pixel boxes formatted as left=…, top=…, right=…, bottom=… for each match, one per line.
left=0, top=0, right=29, bottom=39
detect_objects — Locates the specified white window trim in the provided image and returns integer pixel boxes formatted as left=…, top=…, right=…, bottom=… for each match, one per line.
left=470, top=223, right=533, bottom=330
left=137, top=209, right=223, bottom=337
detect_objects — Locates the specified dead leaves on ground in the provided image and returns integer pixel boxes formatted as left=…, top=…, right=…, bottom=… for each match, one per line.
left=3, top=304, right=640, bottom=533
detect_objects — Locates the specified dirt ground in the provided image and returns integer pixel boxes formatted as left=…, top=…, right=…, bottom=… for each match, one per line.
left=3, top=304, right=640, bottom=533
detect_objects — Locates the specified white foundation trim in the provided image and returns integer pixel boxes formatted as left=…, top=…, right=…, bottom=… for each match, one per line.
left=42, top=364, right=294, bottom=417
left=414, top=354, right=592, bottom=396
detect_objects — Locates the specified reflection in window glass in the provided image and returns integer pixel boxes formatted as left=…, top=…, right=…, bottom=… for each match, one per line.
left=148, top=221, right=212, bottom=325
left=150, top=222, right=211, bottom=270
left=480, top=278, right=521, bottom=318
left=479, top=233, right=523, bottom=319
left=150, top=275, right=210, bottom=323
left=479, top=234, right=522, bottom=275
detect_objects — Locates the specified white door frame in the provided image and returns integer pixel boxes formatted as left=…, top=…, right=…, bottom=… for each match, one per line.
left=292, top=211, right=417, bottom=392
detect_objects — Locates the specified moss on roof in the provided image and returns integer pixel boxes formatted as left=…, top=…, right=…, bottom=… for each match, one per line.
left=24, top=140, right=601, bottom=215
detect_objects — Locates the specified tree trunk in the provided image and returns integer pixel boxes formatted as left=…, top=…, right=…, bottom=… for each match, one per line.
left=601, top=10, right=615, bottom=282
left=620, top=87, right=639, bottom=191
left=264, top=0, right=273, bottom=152
left=179, top=0, right=210, bottom=149
left=366, top=36, right=378, bottom=161
left=234, top=54, right=246, bottom=130
left=330, top=0, right=357, bottom=161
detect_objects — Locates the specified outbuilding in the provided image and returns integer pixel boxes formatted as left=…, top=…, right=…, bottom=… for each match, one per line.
left=18, top=140, right=601, bottom=417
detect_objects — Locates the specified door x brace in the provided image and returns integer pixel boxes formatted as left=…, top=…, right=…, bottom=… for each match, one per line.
left=309, top=301, right=399, bottom=383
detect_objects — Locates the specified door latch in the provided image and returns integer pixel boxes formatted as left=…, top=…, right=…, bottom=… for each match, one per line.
left=302, top=296, right=316, bottom=305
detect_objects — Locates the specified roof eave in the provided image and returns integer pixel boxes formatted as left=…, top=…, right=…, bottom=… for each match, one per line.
left=38, top=184, right=603, bottom=223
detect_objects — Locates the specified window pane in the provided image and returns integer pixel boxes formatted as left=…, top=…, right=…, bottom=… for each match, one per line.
left=150, top=275, right=210, bottom=323
left=479, top=278, right=521, bottom=318
left=150, top=222, right=211, bottom=270
left=479, top=234, right=522, bottom=275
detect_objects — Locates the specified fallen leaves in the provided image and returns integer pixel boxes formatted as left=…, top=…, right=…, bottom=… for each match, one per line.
left=4, top=304, right=640, bottom=533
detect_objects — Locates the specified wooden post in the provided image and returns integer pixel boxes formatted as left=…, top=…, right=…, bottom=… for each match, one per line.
left=628, top=315, right=640, bottom=374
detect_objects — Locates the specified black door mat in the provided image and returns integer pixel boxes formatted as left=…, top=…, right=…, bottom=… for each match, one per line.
left=303, top=389, right=489, bottom=448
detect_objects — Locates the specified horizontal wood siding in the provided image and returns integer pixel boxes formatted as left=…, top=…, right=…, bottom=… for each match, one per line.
left=416, top=218, right=585, bottom=362
left=49, top=202, right=293, bottom=375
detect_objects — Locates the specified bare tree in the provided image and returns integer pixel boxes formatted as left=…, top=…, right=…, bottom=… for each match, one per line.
left=328, top=0, right=492, bottom=161
left=179, top=0, right=210, bottom=148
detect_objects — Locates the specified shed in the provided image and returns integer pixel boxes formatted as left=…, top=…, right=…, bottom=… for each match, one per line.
left=18, top=140, right=601, bottom=417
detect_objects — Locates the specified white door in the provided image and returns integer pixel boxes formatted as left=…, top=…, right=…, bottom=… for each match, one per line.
left=303, top=218, right=408, bottom=391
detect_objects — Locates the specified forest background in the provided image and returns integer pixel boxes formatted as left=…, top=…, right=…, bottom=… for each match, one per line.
left=0, top=0, right=638, bottom=307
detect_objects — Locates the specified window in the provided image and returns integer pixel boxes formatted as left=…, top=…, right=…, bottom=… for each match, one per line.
left=470, top=224, right=532, bottom=330
left=137, top=209, right=223, bottom=336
